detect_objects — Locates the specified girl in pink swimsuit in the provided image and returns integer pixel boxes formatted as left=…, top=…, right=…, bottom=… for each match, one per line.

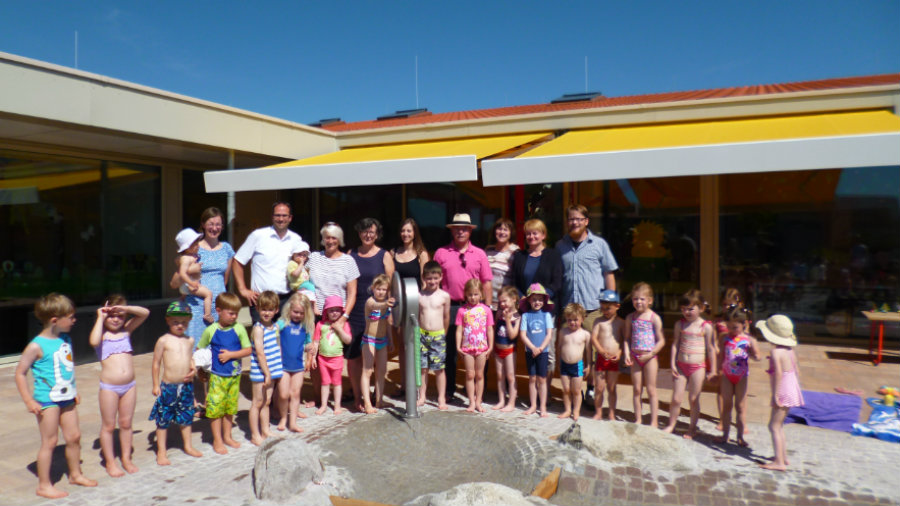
left=714, top=287, right=745, bottom=431
left=88, top=294, right=149, bottom=478
left=757, top=314, right=804, bottom=471
left=623, top=282, right=665, bottom=427
left=716, top=307, right=760, bottom=447
left=664, top=289, right=716, bottom=438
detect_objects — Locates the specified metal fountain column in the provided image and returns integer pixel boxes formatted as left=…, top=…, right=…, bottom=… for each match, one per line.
left=392, top=271, right=421, bottom=418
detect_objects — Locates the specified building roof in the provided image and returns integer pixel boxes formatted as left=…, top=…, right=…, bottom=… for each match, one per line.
left=322, top=73, right=900, bottom=133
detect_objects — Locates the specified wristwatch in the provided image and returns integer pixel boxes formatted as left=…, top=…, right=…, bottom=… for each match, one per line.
left=342, top=313, right=349, bottom=320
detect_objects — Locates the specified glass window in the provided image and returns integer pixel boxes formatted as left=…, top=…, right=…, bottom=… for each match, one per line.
left=577, top=176, right=700, bottom=327
left=719, top=167, right=900, bottom=339
left=0, top=149, right=160, bottom=355
left=319, top=185, right=403, bottom=250
left=182, top=169, right=228, bottom=242
left=407, top=181, right=503, bottom=250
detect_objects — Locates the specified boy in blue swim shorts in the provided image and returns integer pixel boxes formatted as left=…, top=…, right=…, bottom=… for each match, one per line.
left=557, top=303, right=590, bottom=420
left=150, top=300, right=203, bottom=465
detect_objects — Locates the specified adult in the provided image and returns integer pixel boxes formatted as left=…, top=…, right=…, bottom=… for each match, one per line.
left=306, top=222, right=359, bottom=317
left=232, top=202, right=303, bottom=319
left=556, top=204, right=618, bottom=399
left=556, top=204, right=618, bottom=328
left=511, top=218, right=563, bottom=310
left=177, top=207, right=235, bottom=342
left=346, top=218, right=394, bottom=411
left=433, top=213, right=493, bottom=399
left=392, top=218, right=429, bottom=288
left=391, top=218, right=430, bottom=396
left=485, top=218, right=520, bottom=311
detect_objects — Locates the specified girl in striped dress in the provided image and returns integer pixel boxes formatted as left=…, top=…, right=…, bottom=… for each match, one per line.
left=248, top=291, right=283, bottom=445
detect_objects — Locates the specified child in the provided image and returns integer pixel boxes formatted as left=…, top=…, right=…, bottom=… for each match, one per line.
left=456, top=278, right=494, bottom=413
left=492, top=286, right=521, bottom=412
left=716, top=306, right=760, bottom=446
left=623, top=282, right=665, bottom=426
left=15, top=294, right=97, bottom=499
left=557, top=303, right=590, bottom=420
left=663, top=289, right=716, bottom=438
left=417, top=261, right=451, bottom=409
left=312, top=295, right=352, bottom=415
left=715, top=287, right=744, bottom=430
left=519, top=283, right=555, bottom=417
left=249, top=291, right=284, bottom=444
left=757, top=314, right=804, bottom=471
left=149, top=301, right=203, bottom=465
left=287, top=241, right=316, bottom=303
left=174, top=228, right=214, bottom=324
left=88, top=294, right=149, bottom=477
left=360, top=274, right=395, bottom=414
left=197, top=292, right=252, bottom=454
left=591, top=289, right=624, bottom=421
left=277, top=292, right=315, bottom=432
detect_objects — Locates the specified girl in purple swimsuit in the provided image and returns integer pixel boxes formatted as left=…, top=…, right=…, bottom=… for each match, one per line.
left=716, top=306, right=760, bottom=447
left=623, top=282, right=665, bottom=427
left=88, top=294, right=149, bottom=478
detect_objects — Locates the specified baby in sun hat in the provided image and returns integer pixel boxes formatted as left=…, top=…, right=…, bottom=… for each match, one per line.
left=756, top=314, right=804, bottom=472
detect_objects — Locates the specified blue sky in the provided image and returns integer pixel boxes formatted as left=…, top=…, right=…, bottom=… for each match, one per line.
left=1, top=1, right=898, bottom=125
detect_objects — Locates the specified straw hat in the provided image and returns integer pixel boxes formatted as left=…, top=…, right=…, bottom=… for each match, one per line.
left=755, top=314, right=798, bottom=347
left=446, top=213, right=477, bottom=228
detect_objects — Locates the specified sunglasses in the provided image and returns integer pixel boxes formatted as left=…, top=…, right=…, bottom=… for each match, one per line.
left=459, top=252, right=467, bottom=268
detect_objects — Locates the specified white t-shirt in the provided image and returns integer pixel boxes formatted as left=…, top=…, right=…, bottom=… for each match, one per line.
left=233, top=226, right=303, bottom=294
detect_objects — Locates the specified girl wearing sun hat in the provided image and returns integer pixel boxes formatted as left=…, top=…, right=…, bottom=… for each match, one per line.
left=756, top=314, right=804, bottom=472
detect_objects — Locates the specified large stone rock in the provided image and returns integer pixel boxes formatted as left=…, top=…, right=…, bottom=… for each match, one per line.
left=253, top=437, right=324, bottom=502
left=404, top=482, right=550, bottom=506
left=563, top=419, right=699, bottom=473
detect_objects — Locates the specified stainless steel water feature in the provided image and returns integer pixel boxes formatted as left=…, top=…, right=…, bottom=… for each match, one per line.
left=392, top=271, right=421, bottom=418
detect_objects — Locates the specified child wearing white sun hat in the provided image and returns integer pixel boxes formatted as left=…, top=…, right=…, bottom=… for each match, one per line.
left=756, top=314, right=804, bottom=472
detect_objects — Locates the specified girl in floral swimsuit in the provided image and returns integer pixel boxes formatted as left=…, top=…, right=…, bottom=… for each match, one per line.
left=623, top=282, right=665, bottom=427
left=664, top=289, right=716, bottom=438
left=716, top=307, right=760, bottom=446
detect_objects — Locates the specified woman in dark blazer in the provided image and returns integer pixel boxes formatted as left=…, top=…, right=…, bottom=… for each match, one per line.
left=511, top=218, right=563, bottom=313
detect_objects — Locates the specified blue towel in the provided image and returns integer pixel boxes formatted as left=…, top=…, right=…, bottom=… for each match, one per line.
left=784, top=390, right=861, bottom=433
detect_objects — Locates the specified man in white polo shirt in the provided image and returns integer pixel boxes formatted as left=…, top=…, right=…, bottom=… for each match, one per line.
left=232, top=202, right=303, bottom=316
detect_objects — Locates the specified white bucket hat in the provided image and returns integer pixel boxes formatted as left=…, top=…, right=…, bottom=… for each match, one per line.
left=175, top=228, right=203, bottom=253
left=755, top=314, right=798, bottom=347
left=292, top=240, right=311, bottom=255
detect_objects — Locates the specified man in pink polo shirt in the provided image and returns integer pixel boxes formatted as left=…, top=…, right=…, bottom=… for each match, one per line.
left=433, top=213, right=493, bottom=400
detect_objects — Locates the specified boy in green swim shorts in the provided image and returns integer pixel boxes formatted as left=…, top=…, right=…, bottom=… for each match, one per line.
left=417, top=262, right=451, bottom=409
left=197, top=292, right=251, bottom=454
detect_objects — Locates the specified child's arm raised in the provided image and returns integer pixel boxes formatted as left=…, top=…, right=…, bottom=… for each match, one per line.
left=89, top=305, right=107, bottom=348
left=14, top=343, right=43, bottom=414
left=122, top=305, right=150, bottom=334
left=504, top=309, right=521, bottom=339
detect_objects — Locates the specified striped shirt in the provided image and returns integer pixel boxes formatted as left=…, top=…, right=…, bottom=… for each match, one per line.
left=307, top=251, right=360, bottom=313
left=249, top=322, right=284, bottom=382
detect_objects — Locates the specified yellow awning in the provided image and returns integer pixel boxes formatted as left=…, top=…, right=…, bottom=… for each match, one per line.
left=481, top=110, right=900, bottom=186
left=205, top=132, right=550, bottom=192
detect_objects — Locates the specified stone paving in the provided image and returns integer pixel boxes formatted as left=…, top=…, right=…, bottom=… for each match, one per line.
left=1, top=345, right=898, bottom=506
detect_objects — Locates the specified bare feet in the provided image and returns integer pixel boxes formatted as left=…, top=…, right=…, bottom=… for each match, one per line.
left=69, top=475, right=97, bottom=487
left=558, top=411, right=572, bottom=419
left=213, top=444, right=228, bottom=455
left=296, top=411, right=308, bottom=419
left=524, top=407, right=537, bottom=416
left=737, top=438, right=749, bottom=448
left=438, top=403, right=449, bottom=410
left=713, top=436, right=728, bottom=444
left=304, top=401, right=316, bottom=408
left=662, top=425, right=675, bottom=434
left=288, top=425, right=304, bottom=433
left=500, top=403, right=515, bottom=412
left=333, top=408, right=343, bottom=415
left=492, top=403, right=504, bottom=411
left=759, top=462, right=787, bottom=471
left=251, top=436, right=265, bottom=446
left=417, top=398, right=426, bottom=407
left=185, top=447, right=203, bottom=458
left=592, top=412, right=603, bottom=420
left=224, top=438, right=241, bottom=449
left=36, top=486, right=68, bottom=499
left=276, top=423, right=286, bottom=431
left=364, top=406, right=378, bottom=414
left=261, top=429, right=273, bottom=438
left=475, top=404, right=485, bottom=413
left=683, top=431, right=695, bottom=440
left=315, top=406, right=327, bottom=415
left=157, top=452, right=171, bottom=466
left=540, top=411, right=550, bottom=418
left=105, top=463, right=125, bottom=478
left=466, top=404, right=476, bottom=413
left=715, top=422, right=723, bottom=431
left=573, top=413, right=580, bottom=421
left=122, top=460, right=139, bottom=474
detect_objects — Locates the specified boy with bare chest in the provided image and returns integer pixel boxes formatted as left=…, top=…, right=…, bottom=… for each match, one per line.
left=417, top=261, right=451, bottom=409
left=591, top=290, right=624, bottom=420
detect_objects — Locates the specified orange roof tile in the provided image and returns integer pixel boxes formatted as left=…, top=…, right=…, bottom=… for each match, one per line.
left=322, top=73, right=900, bottom=133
